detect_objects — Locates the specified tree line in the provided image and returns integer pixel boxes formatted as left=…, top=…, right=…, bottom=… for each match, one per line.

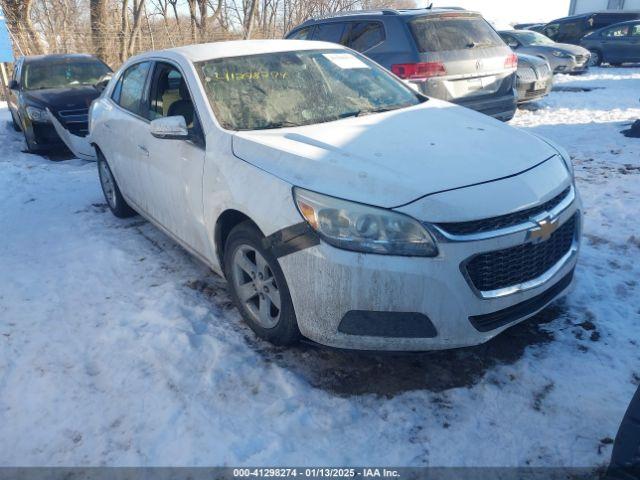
left=0, top=0, right=414, bottom=67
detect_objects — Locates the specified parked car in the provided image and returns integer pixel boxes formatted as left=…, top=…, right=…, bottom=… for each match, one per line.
left=540, top=11, right=640, bottom=45
left=499, top=30, right=591, bottom=73
left=6, top=54, right=112, bottom=153
left=580, top=20, right=640, bottom=66
left=515, top=53, right=553, bottom=103
left=88, top=40, right=581, bottom=351
left=285, top=8, right=518, bottom=122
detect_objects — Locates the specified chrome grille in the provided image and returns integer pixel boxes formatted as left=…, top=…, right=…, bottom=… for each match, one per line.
left=55, top=108, right=90, bottom=136
left=436, top=187, right=571, bottom=236
left=465, top=213, right=578, bottom=292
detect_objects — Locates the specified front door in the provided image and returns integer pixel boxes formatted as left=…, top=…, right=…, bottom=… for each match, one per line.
left=138, top=61, right=209, bottom=256
left=601, top=24, right=632, bottom=63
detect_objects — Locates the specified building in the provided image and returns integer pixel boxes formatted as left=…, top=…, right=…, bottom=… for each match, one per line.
left=569, top=0, right=640, bottom=15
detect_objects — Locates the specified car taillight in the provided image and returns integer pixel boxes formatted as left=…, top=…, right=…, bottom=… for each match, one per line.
left=391, top=62, right=447, bottom=80
left=505, top=53, right=518, bottom=69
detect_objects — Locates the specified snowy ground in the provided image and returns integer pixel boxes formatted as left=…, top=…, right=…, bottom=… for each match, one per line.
left=1, top=67, right=639, bottom=469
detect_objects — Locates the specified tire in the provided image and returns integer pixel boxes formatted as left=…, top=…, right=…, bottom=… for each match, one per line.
left=10, top=111, right=21, bottom=132
left=224, top=221, right=300, bottom=346
left=589, top=50, right=603, bottom=67
left=97, top=151, right=136, bottom=218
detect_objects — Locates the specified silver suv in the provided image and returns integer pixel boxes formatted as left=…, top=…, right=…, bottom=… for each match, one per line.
left=286, top=8, right=518, bottom=121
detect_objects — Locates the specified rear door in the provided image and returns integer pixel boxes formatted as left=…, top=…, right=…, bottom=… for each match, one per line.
left=407, top=13, right=513, bottom=102
left=601, top=23, right=632, bottom=63
left=107, top=61, right=153, bottom=210
left=625, top=23, right=640, bottom=62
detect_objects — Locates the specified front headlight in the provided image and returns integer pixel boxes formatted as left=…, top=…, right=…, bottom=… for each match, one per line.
left=293, top=188, right=438, bottom=257
left=26, top=106, right=51, bottom=123
left=552, top=50, right=572, bottom=59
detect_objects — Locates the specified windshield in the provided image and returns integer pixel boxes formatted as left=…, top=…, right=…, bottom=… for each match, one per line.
left=513, top=31, right=555, bottom=46
left=22, top=60, right=111, bottom=90
left=196, top=49, right=423, bottom=131
left=409, top=14, right=504, bottom=52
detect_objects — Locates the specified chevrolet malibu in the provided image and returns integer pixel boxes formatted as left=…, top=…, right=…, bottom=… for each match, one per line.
left=90, top=40, right=582, bottom=351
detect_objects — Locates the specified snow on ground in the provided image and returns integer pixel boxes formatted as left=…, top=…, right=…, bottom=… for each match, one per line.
left=1, top=67, right=639, bottom=468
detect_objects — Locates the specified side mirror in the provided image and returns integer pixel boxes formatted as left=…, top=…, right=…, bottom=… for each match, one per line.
left=150, top=116, right=189, bottom=140
left=8, top=79, right=19, bottom=90
left=94, top=73, right=113, bottom=93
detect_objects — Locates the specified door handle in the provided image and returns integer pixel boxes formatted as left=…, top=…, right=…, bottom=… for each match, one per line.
left=138, top=144, right=149, bottom=156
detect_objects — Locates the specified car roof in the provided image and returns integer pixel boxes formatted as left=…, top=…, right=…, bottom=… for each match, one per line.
left=296, top=7, right=479, bottom=25
left=548, top=10, right=640, bottom=23
left=133, top=39, right=345, bottom=64
left=21, top=53, right=99, bottom=64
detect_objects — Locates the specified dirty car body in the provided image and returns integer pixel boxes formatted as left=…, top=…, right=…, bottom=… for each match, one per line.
left=89, top=40, right=582, bottom=351
left=6, top=54, right=111, bottom=153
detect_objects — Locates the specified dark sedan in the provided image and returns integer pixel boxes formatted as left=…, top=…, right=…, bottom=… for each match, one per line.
left=7, top=54, right=111, bottom=153
left=580, top=20, right=640, bottom=66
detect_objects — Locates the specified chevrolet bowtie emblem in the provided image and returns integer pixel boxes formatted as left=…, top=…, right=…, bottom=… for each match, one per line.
left=528, top=218, right=558, bottom=243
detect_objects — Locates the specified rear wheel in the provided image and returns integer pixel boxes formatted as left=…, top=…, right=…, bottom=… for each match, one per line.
left=588, top=50, right=602, bottom=66
left=224, top=221, right=300, bottom=346
left=97, top=151, right=136, bottom=218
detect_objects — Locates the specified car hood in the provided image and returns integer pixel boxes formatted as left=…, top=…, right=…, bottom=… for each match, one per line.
left=22, top=86, right=100, bottom=112
left=232, top=99, right=559, bottom=208
left=529, top=43, right=590, bottom=56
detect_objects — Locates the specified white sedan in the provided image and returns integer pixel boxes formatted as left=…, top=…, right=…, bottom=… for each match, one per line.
left=89, top=39, right=582, bottom=351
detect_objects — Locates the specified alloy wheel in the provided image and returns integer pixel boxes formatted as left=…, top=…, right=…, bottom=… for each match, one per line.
left=99, top=160, right=117, bottom=209
left=231, top=245, right=281, bottom=329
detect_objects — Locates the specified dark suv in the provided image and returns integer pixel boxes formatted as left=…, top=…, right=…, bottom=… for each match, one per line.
left=286, top=8, right=518, bottom=121
left=540, top=11, right=640, bottom=45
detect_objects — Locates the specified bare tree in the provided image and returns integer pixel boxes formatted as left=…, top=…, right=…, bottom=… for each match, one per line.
left=0, top=0, right=46, bottom=55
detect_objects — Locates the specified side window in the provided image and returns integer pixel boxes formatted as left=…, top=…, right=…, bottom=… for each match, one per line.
left=288, top=26, right=314, bottom=40
left=604, top=25, right=630, bottom=37
left=112, top=61, right=151, bottom=116
left=148, top=62, right=202, bottom=144
left=347, top=22, right=385, bottom=52
left=632, top=24, right=640, bottom=36
left=313, top=22, right=347, bottom=44
left=501, top=34, right=519, bottom=47
left=543, top=23, right=559, bottom=39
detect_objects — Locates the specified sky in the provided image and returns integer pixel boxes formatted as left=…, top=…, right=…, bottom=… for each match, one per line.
left=427, top=0, right=572, bottom=27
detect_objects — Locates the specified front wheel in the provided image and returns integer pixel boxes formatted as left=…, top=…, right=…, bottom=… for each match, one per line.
left=588, top=50, right=602, bottom=66
left=97, top=152, right=136, bottom=218
left=10, top=111, right=21, bottom=132
left=224, top=221, right=300, bottom=346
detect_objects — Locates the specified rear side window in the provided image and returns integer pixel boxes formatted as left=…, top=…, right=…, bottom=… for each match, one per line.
left=313, top=22, right=347, bottom=44
left=289, top=26, right=314, bottom=40
left=604, top=24, right=630, bottom=37
left=632, top=24, right=640, bottom=36
left=409, top=15, right=504, bottom=52
left=347, top=22, right=385, bottom=52
left=112, top=61, right=151, bottom=116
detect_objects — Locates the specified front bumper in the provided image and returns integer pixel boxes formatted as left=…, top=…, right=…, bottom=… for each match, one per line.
left=279, top=187, right=582, bottom=351
left=552, top=56, right=590, bottom=74
left=516, top=76, right=553, bottom=103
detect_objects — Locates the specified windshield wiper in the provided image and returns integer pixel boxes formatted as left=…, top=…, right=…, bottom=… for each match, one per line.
left=259, top=120, right=304, bottom=130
